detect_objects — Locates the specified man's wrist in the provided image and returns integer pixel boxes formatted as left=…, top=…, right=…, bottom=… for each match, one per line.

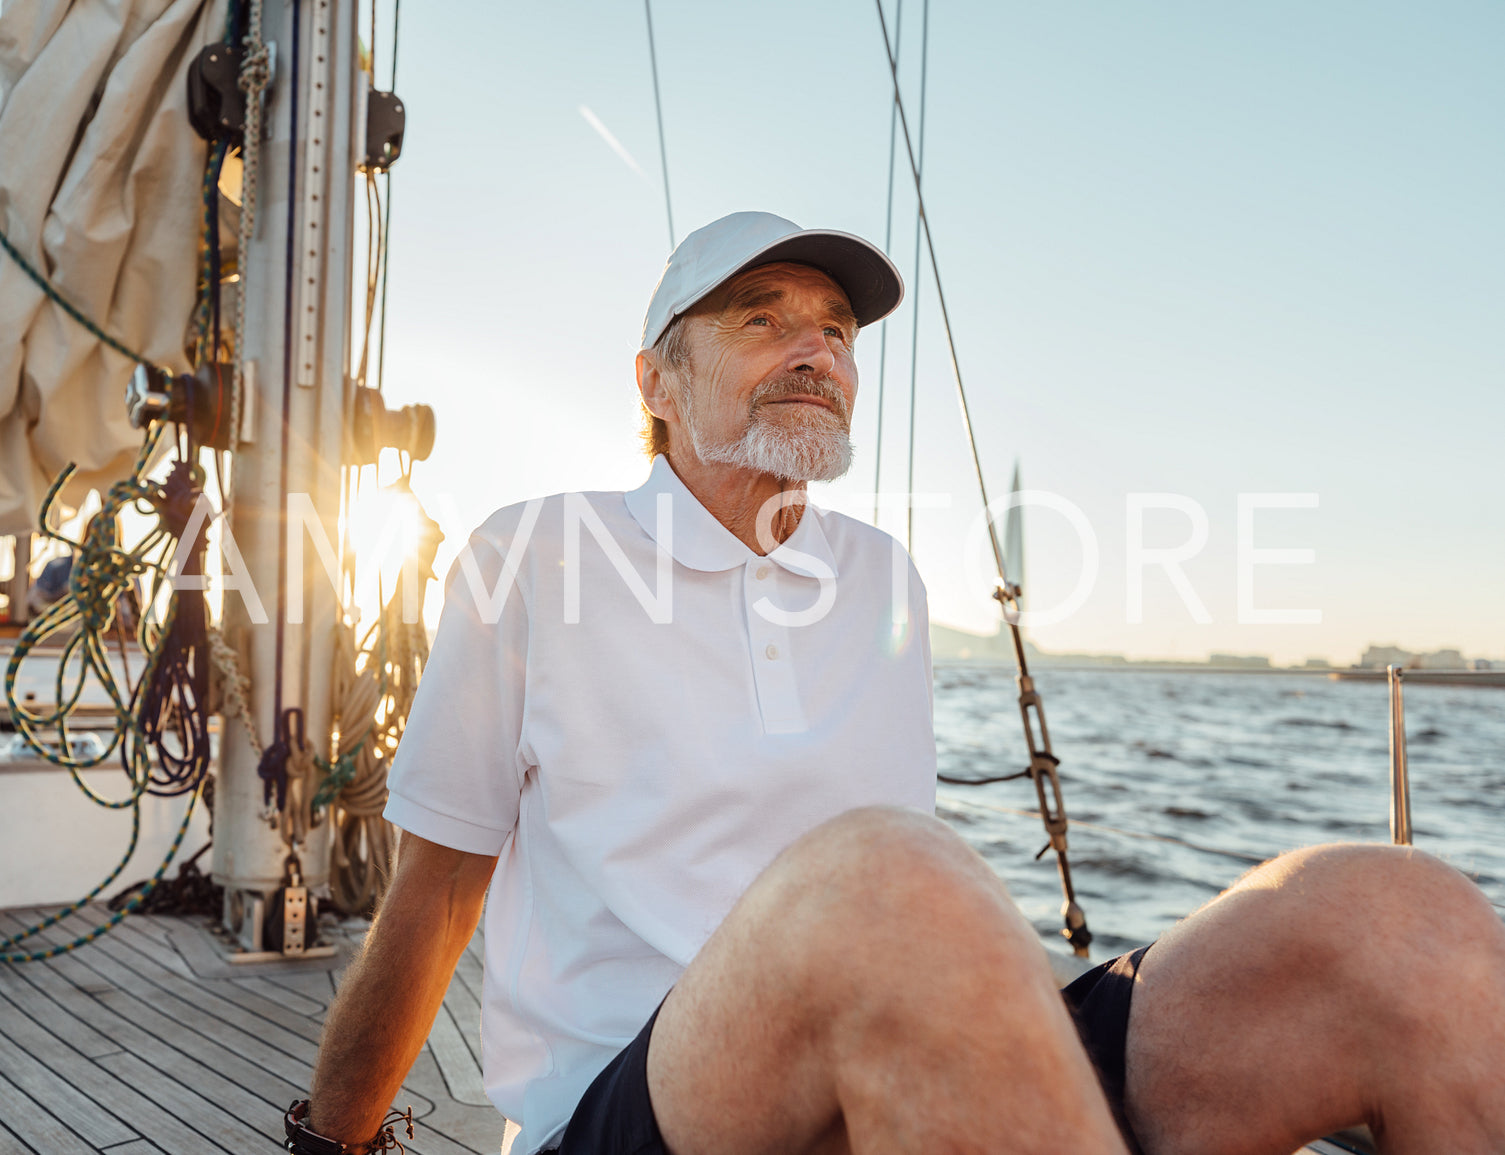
left=283, top=1099, right=383, bottom=1154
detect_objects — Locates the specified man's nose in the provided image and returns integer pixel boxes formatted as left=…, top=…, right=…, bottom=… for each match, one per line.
left=785, top=322, right=838, bottom=377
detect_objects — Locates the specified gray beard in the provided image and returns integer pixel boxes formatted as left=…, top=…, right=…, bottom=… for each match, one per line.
left=683, top=375, right=854, bottom=483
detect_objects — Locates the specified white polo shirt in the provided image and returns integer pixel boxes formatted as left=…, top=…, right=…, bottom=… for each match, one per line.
left=384, top=454, right=936, bottom=1154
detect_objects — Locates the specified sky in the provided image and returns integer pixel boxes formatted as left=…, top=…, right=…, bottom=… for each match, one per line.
left=361, top=0, right=1504, bottom=666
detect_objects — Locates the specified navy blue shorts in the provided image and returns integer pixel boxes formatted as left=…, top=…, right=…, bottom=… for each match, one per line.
left=552, top=1002, right=668, bottom=1155
left=552, top=946, right=1150, bottom=1155
left=1062, top=944, right=1151, bottom=1155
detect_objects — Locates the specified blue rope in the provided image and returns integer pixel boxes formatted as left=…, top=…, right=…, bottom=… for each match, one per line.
left=132, top=461, right=215, bottom=796
left=0, top=225, right=166, bottom=373
left=1, top=781, right=205, bottom=962
left=1, top=0, right=249, bottom=963
left=3, top=431, right=214, bottom=962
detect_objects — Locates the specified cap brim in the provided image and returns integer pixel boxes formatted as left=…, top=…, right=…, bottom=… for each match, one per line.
left=711, top=228, right=905, bottom=329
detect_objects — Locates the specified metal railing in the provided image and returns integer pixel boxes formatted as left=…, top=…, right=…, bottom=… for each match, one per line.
left=1387, top=665, right=1412, bottom=846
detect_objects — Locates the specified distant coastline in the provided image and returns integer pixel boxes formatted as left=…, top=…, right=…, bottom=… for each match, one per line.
left=930, top=624, right=1505, bottom=687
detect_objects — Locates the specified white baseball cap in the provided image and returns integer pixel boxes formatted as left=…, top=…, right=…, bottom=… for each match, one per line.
left=640, top=211, right=904, bottom=350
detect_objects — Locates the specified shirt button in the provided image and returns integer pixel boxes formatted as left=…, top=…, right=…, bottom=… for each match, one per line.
left=755, top=565, right=771, bottom=581
left=765, top=644, right=779, bottom=660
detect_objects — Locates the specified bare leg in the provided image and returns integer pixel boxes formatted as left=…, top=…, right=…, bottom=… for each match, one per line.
left=646, top=807, right=1129, bottom=1155
left=1126, top=844, right=1505, bottom=1155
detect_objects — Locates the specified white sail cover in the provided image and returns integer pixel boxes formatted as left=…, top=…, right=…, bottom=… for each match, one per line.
left=0, top=0, right=226, bottom=533
left=1003, top=459, right=1024, bottom=603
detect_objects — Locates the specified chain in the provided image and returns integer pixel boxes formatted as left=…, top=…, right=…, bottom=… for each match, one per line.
left=230, top=0, right=271, bottom=453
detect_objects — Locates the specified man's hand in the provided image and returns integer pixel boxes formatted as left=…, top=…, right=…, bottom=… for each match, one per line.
left=306, top=832, right=497, bottom=1148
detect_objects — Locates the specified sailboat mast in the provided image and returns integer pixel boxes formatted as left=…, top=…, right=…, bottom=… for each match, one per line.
left=213, top=0, right=362, bottom=947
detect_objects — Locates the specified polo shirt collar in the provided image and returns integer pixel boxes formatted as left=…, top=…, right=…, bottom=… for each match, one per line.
left=624, top=454, right=841, bottom=578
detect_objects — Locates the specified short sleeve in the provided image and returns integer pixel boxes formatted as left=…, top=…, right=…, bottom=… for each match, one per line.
left=384, top=524, right=531, bottom=855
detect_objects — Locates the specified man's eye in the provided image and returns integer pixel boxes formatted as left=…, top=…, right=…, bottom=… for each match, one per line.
left=748, top=315, right=771, bottom=327
left=825, top=326, right=850, bottom=341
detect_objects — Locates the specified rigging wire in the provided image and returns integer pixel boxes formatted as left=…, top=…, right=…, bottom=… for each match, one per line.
left=356, top=170, right=385, bottom=385
left=375, top=0, right=400, bottom=394
left=643, top=0, right=676, bottom=249
left=871, top=0, right=902, bottom=525
left=872, top=0, right=1007, bottom=584
left=904, top=0, right=930, bottom=555
left=258, top=0, right=304, bottom=820
left=872, top=0, right=1092, bottom=956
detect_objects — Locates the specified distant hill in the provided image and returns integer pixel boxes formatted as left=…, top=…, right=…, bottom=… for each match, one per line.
left=929, top=624, right=1267, bottom=669
left=929, top=623, right=1128, bottom=667
left=930, top=625, right=1498, bottom=672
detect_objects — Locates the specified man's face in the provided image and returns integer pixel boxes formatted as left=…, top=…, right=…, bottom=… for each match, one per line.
left=666, top=262, right=859, bottom=482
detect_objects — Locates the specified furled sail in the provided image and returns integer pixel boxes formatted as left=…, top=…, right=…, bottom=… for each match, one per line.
left=1003, top=459, right=1024, bottom=605
left=0, top=0, right=227, bottom=533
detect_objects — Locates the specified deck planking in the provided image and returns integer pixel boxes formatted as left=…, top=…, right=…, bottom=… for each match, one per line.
left=0, top=904, right=507, bottom=1154
left=0, top=905, right=1371, bottom=1154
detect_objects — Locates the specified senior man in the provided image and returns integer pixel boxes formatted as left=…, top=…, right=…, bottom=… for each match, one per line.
left=298, top=213, right=1505, bottom=1155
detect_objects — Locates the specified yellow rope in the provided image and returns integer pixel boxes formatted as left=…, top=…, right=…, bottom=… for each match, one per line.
left=279, top=727, right=318, bottom=849
left=322, top=573, right=430, bottom=913
left=206, top=624, right=263, bottom=760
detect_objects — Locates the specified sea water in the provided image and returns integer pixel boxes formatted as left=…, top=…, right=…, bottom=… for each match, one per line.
left=933, top=666, right=1505, bottom=958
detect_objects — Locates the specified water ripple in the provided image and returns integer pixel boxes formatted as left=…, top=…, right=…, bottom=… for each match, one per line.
left=935, top=667, right=1505, bottom=952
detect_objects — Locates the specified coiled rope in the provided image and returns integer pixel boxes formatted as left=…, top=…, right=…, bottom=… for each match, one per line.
left=2, top=430, right=215, bottom=961
left=7, top=430, right=169, bottom=776
left=207, top=624, right=264, bottom=760
left=315, top=530, right=436, bottom=913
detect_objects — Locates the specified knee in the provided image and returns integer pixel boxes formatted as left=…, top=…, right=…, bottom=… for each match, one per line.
left=780, top=806, right=994, bottom=907
left=1258, top=843, right=1489, bottom=927
left=761, top=806, right=1034, bottom=968
left=1235, top=843, right=1504, bottom=985
left=793, top=805, right=968, bottom=866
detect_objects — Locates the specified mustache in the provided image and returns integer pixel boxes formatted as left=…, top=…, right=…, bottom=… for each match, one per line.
left=750, top=373, right=851, bottom=421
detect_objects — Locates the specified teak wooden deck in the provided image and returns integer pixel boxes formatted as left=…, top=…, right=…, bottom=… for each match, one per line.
left=0, top=904, right=508, bottom=1154
left=0, top=904, right=1372, bottom=1155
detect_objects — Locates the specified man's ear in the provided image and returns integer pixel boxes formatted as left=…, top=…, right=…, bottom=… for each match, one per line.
left=636, top=350, right=679, bottom=423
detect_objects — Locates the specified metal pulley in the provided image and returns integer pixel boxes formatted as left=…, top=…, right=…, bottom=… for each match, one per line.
left=187, top=39, right=276, bottom=147
left=125, top=365, right=173, bottom=428
left=262, top=855, right=309, bottom=955
left=125, top=364, right=236, bottom=450
left=187, top=41, right=246, bottom=145
left=349, top=385, right=435, bottom=465
left=361, top=89, right=405, bottom=171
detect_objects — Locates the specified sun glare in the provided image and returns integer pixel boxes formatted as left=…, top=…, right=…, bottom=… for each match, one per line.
left=343, top=479, right=442, bottom=629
